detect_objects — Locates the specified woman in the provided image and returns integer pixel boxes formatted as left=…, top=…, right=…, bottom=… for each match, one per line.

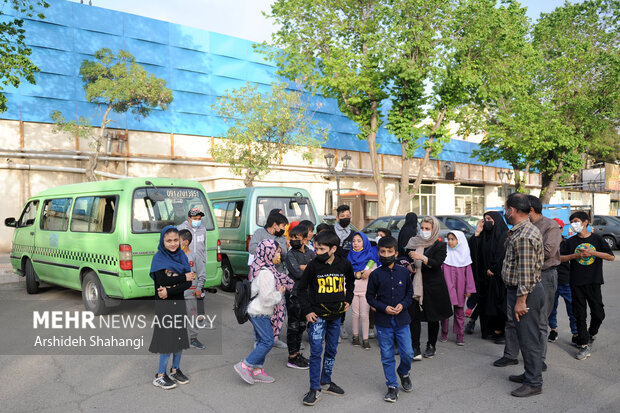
left=398, top=212, right=418, bottom=258
left=467, top=210, right=509, bottom=343
left=406, top=216, right=453, bottom=359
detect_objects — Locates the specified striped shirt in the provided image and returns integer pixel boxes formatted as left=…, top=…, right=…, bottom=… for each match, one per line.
left=502, top=218, right=544, bottom=296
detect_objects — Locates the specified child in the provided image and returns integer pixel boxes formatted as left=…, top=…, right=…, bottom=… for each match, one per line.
left=440, top=231, right=476, bottom=345
left=149, top=226, right=195, bottom=389
left=299, top=220, right=316, bottom=250
left=347, top=232, right=379, bottom=349
left=178, top=229, right=207, bottom=349
left=366, top=236, right=414, bottom=402
left=234, top=239, right=287, bottom=384
left=560, top=211, right=615, bottom=360
left=285, top=224, right=316, bottom=369
left=177, top=207, right=207, bottom=320
left=372, top=227, right=392, bottom=246
left=296, top=230, right=355, bottom=406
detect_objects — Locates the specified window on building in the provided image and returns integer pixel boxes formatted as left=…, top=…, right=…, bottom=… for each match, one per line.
left=71, top=196, right=117, bottom=233
left=498, top=186, right=517, bottom=199
left=410, top=184, right=436, bottom=216
left=41, top=198, right=72, bottom=231
left=455, top=186, right=485, bottom=216
left=365, top=200, right=378, bottom=219
left=17, top=200, right=39, bottom=227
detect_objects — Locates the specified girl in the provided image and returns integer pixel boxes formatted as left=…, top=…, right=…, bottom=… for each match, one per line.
left=347, top=232, right=379, bottom=350
left=234, top=240, right=288, bottom=384
left=440, top=231, right=476, bottom=345
left=149, top=226, right=195, bottom=390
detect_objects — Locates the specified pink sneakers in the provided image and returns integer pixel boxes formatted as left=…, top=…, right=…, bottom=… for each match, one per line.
left=252, top=368, right=275, bottom=383
left=234, top=361, right=255, bottom=384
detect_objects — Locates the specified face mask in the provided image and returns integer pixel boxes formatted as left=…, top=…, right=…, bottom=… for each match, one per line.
left=274, top=229, right=285, bottom=237
left=315, top=251, right=330, bottom=263
left=420, top=230, right=432, bottom=240
left=449, top=244, right=458, bottom=250
left=379, top=255, right=396, bottom=267
left=483, top=221, right=494, bottom=232
left=290, top=240, right=303, bottom=250
left=571, top=222, right=584, bottom=233
left=191, top=220, right=201, bottom=228
left=375, top=236, right=382, bottom=244
left=504, top=208, right=513, bottom=225
left=339, top=218, right=351, bottom=228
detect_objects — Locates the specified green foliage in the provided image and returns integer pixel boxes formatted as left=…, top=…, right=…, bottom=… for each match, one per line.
left=50, top=111, right=96, bottom=148
left=0, top=0, right=49, bottom=112
left=212, top=82, right=327, bottom=186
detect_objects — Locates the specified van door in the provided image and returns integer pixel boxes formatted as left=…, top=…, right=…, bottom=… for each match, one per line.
left=34, top=197, right=73, bottom=284
left=11, top=200, right=40, bottom=270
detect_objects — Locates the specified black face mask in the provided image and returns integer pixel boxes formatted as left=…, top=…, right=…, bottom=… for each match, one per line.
left=339, top=218, right=351, bottom=228
left=483, top=221, right=494, bottom=232
left=315, top=251, right=330, bottom=262
left=290, top=239, right=303, bottom=250
left=274, top=228, right=285, bottom=237
left=379, top=255, right=396, bottom=267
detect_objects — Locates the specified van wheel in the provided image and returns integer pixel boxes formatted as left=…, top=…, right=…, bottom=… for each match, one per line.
left=220, top=258, right=236, bottom=292
left=24, top=259, right=39, bottom=294
left=603, top=235, right=616, bottom=250
left=82, top=272, right=108, bottom=315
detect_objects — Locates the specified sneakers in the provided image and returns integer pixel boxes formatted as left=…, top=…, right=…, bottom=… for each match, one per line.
left=152, top=374, right=176, bottom=389
left=423, top=344, right=436, bottom=358
left=547, top=330, right=558, bottom=343
left=322, top=381, right=345, bottom=396
left=169, top=368, right=189, bottom=384
left=287, top=354, right=310, bottom=370
left=368, top=328, right=376, bottom=339
left=456, top=334, right=464, bottom=346
left=384, top=386, right=398, bottom=403
left=464, top=320, right=475, bottom=335
left=493, top=356, right=518, bottom=367
left=234, top=361, right=255, bottom=384
left=352, top=335, right=360, bottom=346
left=413, top=346, right=422, bottom=361
left=439, top=334, right=448, bottom=343
left=252, top=368, right=275, bottom=383
left=511, top=384, right=542, bottom=397
left=398, top=373, right=413, bottom=392
left=576, top=345, right=591, bottom=360
left=273, top=338, right=288, bottom=349
left=303, top=390, right=321, bottom=406
left=190, top=338, right=206, bottom=349
left=362, top=340, right=371, bottom=350
left=340, top=327, right=349, bottom=340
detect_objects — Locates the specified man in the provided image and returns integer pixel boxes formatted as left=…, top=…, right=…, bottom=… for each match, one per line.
left=333, top=204, right=355, bottom=340
left=248, top=212, right=289, bottom=275
left=500, top=193, right=545, bottom=397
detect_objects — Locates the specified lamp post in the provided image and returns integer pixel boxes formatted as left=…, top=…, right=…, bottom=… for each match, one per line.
left=497, top=169, right=514, bottom=201
left=324, top=152, right=351, bottom=208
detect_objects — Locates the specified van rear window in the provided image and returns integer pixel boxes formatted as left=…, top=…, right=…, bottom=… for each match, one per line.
left=132, top=187, right=214, bottom=233
left=256, top=196, right=315, bottom=227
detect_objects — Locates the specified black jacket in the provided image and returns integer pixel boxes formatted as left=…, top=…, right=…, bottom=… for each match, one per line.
left=366, top=264, right=414, bottom=328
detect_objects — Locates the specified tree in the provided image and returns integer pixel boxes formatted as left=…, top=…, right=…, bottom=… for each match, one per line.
left=51, top=48, right=173, bottom=181
left=263, top=0, right=391, bottom=215
left=212, top=82, right=327, bottom=187
left=0, top=0, right=48, bottom=112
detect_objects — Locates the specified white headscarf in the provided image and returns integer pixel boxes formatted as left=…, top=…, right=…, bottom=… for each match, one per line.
left=444, top=230, right=472, bottom=268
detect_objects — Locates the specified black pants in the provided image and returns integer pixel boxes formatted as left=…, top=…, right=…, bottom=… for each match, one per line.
left=571, top=284, right=605, bottom=346
left=409, top=303, right=439, bottom=349
left=286, top=293, right=307, bottom=356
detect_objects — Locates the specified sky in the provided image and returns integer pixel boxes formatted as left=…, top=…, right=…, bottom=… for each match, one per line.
left=71, top=0, right=581, bottom=44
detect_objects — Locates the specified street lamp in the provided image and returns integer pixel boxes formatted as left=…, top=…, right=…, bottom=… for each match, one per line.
left=498, top=169, right=514, bottom=201
left=324, top=152, right=351, bottom=208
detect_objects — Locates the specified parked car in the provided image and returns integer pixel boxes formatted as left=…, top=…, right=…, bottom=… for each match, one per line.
left=320, top=215, right=359, bottom=233
left=362, top=215, right=452, bottom=243
left=4, top=178, right=222, bottom=314
left=592, top=215, right=620, bottom=250
left=209, top=187, right=321, bottom=291
left=436, top=215, right=479, bottom=237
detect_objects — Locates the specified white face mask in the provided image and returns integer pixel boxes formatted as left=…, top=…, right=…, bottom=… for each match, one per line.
left=420, top=230, right=432, bottom=240
left=571, top=222, right=584, bottom=233
left=376, top=236, right=382, bottom=243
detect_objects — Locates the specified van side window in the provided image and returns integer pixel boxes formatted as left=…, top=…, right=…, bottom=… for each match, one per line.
left=213, top=201, right=244, bottom=228
left=41, top=198, right=72, bottom=231
left=213, top=202, right=227, bottom=227
left=17, top=200, right=39, bottom=227
left=71, top=196, right=118, bottom=233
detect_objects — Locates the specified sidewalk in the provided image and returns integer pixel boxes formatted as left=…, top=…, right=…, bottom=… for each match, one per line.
left=0, top=253, right=21, bottom=284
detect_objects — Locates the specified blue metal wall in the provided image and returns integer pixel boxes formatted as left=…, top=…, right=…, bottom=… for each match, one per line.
left=1, top=0, right=509, bottom=168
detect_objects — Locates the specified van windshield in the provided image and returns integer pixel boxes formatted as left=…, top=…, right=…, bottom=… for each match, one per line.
left=256, top=196, right=316, bottom=227
left=132, top=187, right=214, bottom=233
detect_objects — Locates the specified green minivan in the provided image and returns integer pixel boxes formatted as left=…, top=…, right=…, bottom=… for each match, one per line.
left=209, top=187, right=321, bottom=291
left=5, top=177, right=222, bottom=314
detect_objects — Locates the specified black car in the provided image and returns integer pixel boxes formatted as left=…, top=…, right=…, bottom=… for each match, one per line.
left=362, top=215, right=451, bottom=242
left=592, top=215, right=620, bottom=250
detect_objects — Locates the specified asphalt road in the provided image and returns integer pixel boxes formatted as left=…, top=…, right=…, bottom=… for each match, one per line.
left=1, top=255, right=619, bottom=413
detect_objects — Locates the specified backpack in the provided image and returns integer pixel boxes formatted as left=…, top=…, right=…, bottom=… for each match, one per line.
left=233, top=278, right=257, bottom=324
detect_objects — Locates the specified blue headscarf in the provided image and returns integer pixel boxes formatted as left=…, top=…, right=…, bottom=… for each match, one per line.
left=150, top=225, right=191, bottom=279
left=347, top=232, right=380, bottom=272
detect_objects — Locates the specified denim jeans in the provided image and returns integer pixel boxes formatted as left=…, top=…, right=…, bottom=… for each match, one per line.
left=308, top=317, right=341, bottom=391
left=376, top=318, right=414, bottom=388
left=244, top=315, right=274, bottom=368
left=548, top=283, right=578, bottom=334
left=158, top=351, right=182, bottom=375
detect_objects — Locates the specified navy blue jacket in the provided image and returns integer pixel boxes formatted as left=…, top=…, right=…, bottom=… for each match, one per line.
left=366, top=264, right=414, bottom=328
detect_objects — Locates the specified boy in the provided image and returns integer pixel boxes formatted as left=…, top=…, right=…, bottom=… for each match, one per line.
left=296, top=230, right=355, bottom=406
left=248, top=212, right=289, bottom=275
left=299, top=220, right=316, bottom=250
left=177, top=207, right=207, bottom=320
left=366, top=236, right=414, bottom=402
left=178, top=229, right=206, bottom=349
left=285, top=224, right=316, bottom=369
left=560, top=211, right=615, bottom=360
left=334, top=205, right=354, bottom=341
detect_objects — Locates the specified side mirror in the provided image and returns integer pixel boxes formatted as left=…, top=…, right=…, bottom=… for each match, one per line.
left=4, top=217, right=16, bottom=227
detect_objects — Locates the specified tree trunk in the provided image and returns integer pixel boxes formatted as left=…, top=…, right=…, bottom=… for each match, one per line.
left=540, top=159, right=564, bottom=204
left=85, top=105, right=113, bottom=182
left=397, top=141, right=414, bottom=215
left=367, top=101, right=386, bottom=216
left=244, top=170, right=257, bottom=187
